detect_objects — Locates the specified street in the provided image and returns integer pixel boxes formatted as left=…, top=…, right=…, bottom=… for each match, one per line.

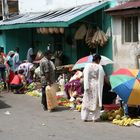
left=0, top=92, right=139, bottom=140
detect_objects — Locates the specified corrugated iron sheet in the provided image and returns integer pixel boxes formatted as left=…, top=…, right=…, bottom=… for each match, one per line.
left=106, top=1, right=140, bottom=12
left=0, top=1, right=109, bottom=27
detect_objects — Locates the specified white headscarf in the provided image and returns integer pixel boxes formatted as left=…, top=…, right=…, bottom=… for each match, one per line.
left=8, top=51, right=15, bottom=57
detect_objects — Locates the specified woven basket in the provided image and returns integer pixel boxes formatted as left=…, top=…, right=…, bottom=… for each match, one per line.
left=59, top=28, right=64, bottom=34
left=42, top=28, right=46, bottom=34
left=44, top=28, right=49, bottom=34
left=40, top=28, right=44, bottom=34
left=54, top=28, right=59, bottom=34
left=49, top=28, right=54, bottom=34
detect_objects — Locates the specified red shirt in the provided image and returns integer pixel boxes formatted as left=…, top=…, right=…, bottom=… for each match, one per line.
left=10, top=75, right=21, bottom=85
left=1, top=52, right=6, bottom=58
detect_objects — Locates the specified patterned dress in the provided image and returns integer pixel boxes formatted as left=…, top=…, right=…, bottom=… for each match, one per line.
left=18, top=62, right=33, bottom=78
left=81, top=62, right=105, bottom=120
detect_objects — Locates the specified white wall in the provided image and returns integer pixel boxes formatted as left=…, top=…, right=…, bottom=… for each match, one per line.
left=18, top=0, right=102, bottom=13
left=112, top=17, right=140, bottom=71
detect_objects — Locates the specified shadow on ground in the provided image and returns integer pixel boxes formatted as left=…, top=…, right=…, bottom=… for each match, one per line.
left=0, top=91, right=11, bottom=109
left=53, top=106, right=70, bottom=112
left=0, top=100, right=11, bottom=109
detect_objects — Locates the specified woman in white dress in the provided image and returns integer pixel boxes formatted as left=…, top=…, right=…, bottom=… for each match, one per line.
left=81, top=54, right=105, bottom=122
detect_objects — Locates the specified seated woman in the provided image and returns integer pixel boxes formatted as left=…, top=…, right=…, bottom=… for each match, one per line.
left=10, top=69, right=25, bottom=94
left=65, top=70, right=84, bottom=100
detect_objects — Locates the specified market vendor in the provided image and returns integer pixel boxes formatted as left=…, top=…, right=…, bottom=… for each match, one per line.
left=65, top=70, right=84, bottom=100
left=10, top=69, right=25, bottom=94
left=18, top=62, right=33, bottom=78
left=6, top=51, right=15, bottom=91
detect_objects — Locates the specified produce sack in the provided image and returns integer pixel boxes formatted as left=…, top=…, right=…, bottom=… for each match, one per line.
left=45, top=85, right=58, bottom=110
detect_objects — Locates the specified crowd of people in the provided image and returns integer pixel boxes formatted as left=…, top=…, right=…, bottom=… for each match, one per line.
left=0, top=47, right=59, bottom=112
left=0, top=47, right=33, bottom=93
left=0, top=47, right=119, bottom=121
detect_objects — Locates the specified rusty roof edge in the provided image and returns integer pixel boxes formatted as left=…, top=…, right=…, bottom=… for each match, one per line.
left=105, top=1, right=140, bottom=12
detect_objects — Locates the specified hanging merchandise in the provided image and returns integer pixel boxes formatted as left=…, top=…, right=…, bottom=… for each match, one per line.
left=91, top=28, right=108, bottom=47
left=42, top=28, right=46, bottom=34
left=74, top=24, right=87, bottom=40
left=44, top=28, right=49, bottom=34
left=39, top=28, right=44, bottom=34
left=59, top=28, right=64, bottom=34
left=54, top=28, right=60, bottom=34
left=49, top=28, right=54, bottom=34
left=36, top=27, right=63, bottom=34
left=85, top=25, right=96, bottom=48
left=106, top=27, right=112, bottom=38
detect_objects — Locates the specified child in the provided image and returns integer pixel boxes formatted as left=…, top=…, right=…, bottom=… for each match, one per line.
left=10, top=69, right=25, bottom=94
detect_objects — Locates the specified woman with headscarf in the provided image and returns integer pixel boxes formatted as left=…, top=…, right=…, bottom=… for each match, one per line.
left=5, top=51, right=15, bottom=90
left=27, top=47, right=33, bottom=62
left=6, top=51, right=15, bottom=69
left=81, top=54, right=105, bottom=122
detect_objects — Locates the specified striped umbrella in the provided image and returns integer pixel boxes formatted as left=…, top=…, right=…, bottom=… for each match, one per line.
left=72, top=55, right=113, bottom=70
left=110, top=68, right=140, bottom=105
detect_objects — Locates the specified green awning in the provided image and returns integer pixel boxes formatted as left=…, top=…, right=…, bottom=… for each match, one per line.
left=0, top=1, right=110, bottom=30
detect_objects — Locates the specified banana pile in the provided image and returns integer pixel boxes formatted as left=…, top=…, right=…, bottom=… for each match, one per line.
left=75, top=104, right=82, bottom=112
left=26, top=90, right=41, bottom=97
left=100, top=107, right=124, bottom=121
left=0, top=82, right=4, bottom=91
left=112, top=117, right=140, bottom=126
left=27, top=82, right=36, bottom=91
left=63, top=102, right=74, bottom=107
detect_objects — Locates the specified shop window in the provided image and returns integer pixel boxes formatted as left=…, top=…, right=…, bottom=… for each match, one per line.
left=122, top=16, right=138, bottom=43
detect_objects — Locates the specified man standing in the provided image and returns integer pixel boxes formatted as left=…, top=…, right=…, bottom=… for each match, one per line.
left=40, top=50, right=55, bottom=111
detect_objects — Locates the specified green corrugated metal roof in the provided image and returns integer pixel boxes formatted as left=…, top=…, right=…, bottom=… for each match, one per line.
left=0, top=1, right=110, bottom=30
